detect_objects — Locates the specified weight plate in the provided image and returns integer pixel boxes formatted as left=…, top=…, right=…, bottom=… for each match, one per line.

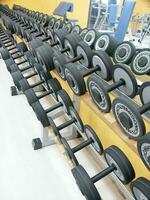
left=113, top=64, right=138, bottom=98
left=76, top=41, right=92, bottom=68
left=46, top=28, right=55, bottom=44
left=64, top=22, right=72, bottom=33
left=83, top=29, right=96, bottom=48
left=71, top=25, right=81, bottom=34
left=32, top=101, right=50, bottom=127
left=131, top=49, right=150, bottom=75
left=57, top=89, right=73, bottom=114
left=53, top=29, right=68, bottom=50
left=72, top=165, right=102, bottom=200
left=48, top=17, right=56, bottom=29
left=87, top=74, right=111, bottom=112
left=84, top=124, right=103, bottom=154
left=113, top=41, right=136, bottom=64
left=69, top=106, right=84, bottom=132
left=0, top=47, right=10, bottom=60
left=52, top=51, right=66, bottom=80
left=24, top=88, right=38, bottom=105
left=40, top=70, right=52, bottom=90
left=131, top=177, right=150, bottom=200
left=47, top=78, right=62, bottom=101
left=112, top=97, right=145, bottom=139
left=11, top=71, right=24, bottom=90
left=65, top=63, right=86, bottom=96
left=94, top=33, right=118, bottom=56
left=61, top=137, right=79, bottom=165
left=19, top=78, right=30, bottom=92
left=139, top=82, right=150, bottom=105
left=137, top=133, right=150, bottom=170
left=28, top=38, right=43, bottom=58
left=104, top=145, right=135, bottom=184
left=16, top=41, right=28, bottom=54
left=5, top=57, right=15, bottom=71
left=92, top=50, right=113, bottom=81
left=64, top=34, right=79, bottom=58
left=53, top=19, right=63, bottom=31
left=36, top=44, right=54, bottom=72
left=80, top=28, right=88, bottom=39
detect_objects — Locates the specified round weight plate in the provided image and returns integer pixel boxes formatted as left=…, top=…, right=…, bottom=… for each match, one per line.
left=24, top=88, right=38, bottom=105
left=112, top=97, right=145, bottom=139
left=11, top=71, right=24, bottom=90
left=57, top=89, right=73, bottom=114
left=84, top=124, right=103, bottom=154
left=47, top=78, right=62, bottom=101
left=64, top=22, right=72, bottom=33
left=131, top=177, right=150, bottom=200
left=80, top=28, right=88, bottom=39
left=64, top=35, right=77, bottom=58
left=28, top=38, right=43, bottom=59
left=48, top=17, right=56, bottom=29
left=94, top=33, right=118, bottom=56
left=71, top=25, right=81, bottom=34
left=69, top=106, right=84, bottom=132
left=139, top=82, right=150, bottom=105
left=61, top=137, right=79, bottom=165
left=113, top=42, right=136, bottom=64
left=5, top=57, right=15, bottom=71
left=104, top=145, right=135, bottom=184
left=19, top=78, right=30, bottom=92
left=113, top=64, right=138, bottom=98
left=46, top=28, right=55, bottom=44
left=10, top=64, right=19, bottom=73
left=0, top=47, right=10, bottom=60
left=32, top=101, right=50, bottom=127
left=83, top=29, right=96, bottom=47
left=52, top=51, right=66, bottom=80
left=131, top=49, right=150, bottom=75
left=16, top=41, right=28, bottom=53
left=53, top=29, right=68, bottom=50
left=53, top=19, right=63, bottom=31
left=36, top=44, right=54, bottom=72
left=76, top=41, right=92, bottom=68
left=137, top=133, right=150, bottom=171
left=65, top=63, right=86, bottom=96
left=92, top=50, right=113, bottom=81
left=72, top=165, right=102, bottom=200
left=87, top=74, right=111, bottom=112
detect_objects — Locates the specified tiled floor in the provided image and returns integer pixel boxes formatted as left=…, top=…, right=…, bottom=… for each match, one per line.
left=0, top=59, right=128, bottom=200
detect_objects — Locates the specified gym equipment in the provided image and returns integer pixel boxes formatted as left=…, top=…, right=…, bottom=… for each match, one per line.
left=48, top=106, right=84, bottom=139
left=53, top=41, right=93, bottom=80
left=112, top=82, right=150, bottom=139
left=137, top=133, right=150, bottom=171
left=24, top=78, right=62, bottom=105
left=113, top=41, right=136, bottom=64
left=131, top=177, right=150, bottom=200
left=65, top=50, right=114, bottom=95
left=31, top=89, right=74, bottom=128
left=87, top=64, right=138, bottom=112
left=0, top=41, right=28, bottom=60
left=18, top=69, right=51, bottom=92
left=61, top=124, right=103, bottom=165
left=72, top=145, right=135, bottom=200
left=83, top=29, right=101, bottom=48
left=130, top=48, right=150, bottom=75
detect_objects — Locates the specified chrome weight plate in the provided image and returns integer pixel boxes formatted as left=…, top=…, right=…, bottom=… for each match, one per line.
left=112, top=97, right=145, bottom=139
left=131, top=49, right=150, bottom=75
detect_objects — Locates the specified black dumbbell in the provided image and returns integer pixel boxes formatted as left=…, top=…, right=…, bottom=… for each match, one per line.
left=130, top=177, right=150, bottom=200
left=83, top=29, right=101, bottom=49
left=112, top=82, right=150, bottom=139
left=113, top=41, right=136, bottom=64
left=61, top=124, right=103, bottom=165
left=0, top=41, right=28, bottom=60
left=31, top=89, right=74, bottom=130
left=72, top=145, right=135, bottom=200
left=24, top=77, right=62, bottom=105
left=87, top=64, right=138, bottom=112
left=18, top=69, right=51, bottom=92
left=65, top=50, right=113, bottom=95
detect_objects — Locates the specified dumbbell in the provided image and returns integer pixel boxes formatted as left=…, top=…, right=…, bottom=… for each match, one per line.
left=83, top=29, right=101, bottom=49
left=112, top=81, right=150, bottom=139
left=31, top=89, right=74, bottom=129
left=35, top=32, right=83, bottom=73
left=137, top=132, right=150, bottom=171
left=18, top=69, right=51, bottom=92
left=87, top=64, right=138, bottom=112
left=130, top=48, right=150, bottom=75
left=48, top=106, right=84, bottom=141
left=52, top=41, right=93, bottom=80
left=94, top=33, right=118, bottom=56
left=80, top=28, right=88, bottom=39
left=61, top=124, right=103, bottom=165
left=5, top=51, right=35, bottom=72
left=72, top=145, right=135, bottom=200
left=65, top=50, right=113, bottom=95
left=131, top=177, right=150, bottom=200
left=0, top=41, right=28, bottom=60
left=24, top=77, right=62, bottom=105
left=113, top=41, right=136, bottom=64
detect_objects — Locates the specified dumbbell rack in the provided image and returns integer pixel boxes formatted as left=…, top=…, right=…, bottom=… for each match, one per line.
left=6, top=23, right=150, bottom=199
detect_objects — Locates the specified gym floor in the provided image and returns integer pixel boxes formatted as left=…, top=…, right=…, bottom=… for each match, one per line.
left=0, top=59, right=126, bottom=200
